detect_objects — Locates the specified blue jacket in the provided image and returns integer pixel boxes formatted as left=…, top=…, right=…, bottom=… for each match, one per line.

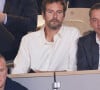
left=77, top=31, right=99, bottom=70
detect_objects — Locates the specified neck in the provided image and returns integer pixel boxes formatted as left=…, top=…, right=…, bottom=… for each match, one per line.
left=45, top=27, right=60, bottom=42
left=97, top=33, right=100, bottom=41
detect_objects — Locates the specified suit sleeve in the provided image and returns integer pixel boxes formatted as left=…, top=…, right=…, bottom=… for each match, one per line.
left=5, top=0, right=38, bottom=32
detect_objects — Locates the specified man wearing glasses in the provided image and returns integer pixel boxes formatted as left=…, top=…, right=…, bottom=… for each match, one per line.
left=12, top=0, right=80, bottom=74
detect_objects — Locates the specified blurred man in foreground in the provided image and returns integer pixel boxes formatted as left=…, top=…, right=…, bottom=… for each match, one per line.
left=0, top=55, right=27, bottom=90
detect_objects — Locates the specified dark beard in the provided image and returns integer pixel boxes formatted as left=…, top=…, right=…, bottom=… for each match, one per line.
left=47, top=19, right=62, bottom=30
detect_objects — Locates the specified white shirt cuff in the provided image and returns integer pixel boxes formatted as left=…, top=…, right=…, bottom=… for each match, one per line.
left=4, top=13, right=7, bottom=24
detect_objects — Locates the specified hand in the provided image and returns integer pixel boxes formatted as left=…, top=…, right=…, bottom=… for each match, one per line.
left=0, top=12, right=6, bottom=23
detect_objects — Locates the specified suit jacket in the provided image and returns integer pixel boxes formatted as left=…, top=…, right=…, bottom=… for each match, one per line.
left=5, top=77, right=28, bottom=90
left=68, top=0, right=100, bottom=8
left=1, top=0, right=38, bottom=60
left=4, top=0, right=37, bottom=38
left=77, top=31, right=99, bottom=70
left=36, top=0, right=42, bottom=14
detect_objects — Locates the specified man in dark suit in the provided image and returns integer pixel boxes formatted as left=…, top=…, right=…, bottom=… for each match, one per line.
left=0, top=0, right=38, bottom=60
left=77, top=3, right=100, bottom=70
left=0, top=54, right=27, bottom=90
left=68, top=0, right=100, bottom=8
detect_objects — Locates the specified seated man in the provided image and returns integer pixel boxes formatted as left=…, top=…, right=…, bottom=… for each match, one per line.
left=12, top=0, right=80, bottom=74
left=0, top=0, right=38, bottom=60
left=0, top=55, right=27, bottom=90
left=77, top=3, right=100, bottom=70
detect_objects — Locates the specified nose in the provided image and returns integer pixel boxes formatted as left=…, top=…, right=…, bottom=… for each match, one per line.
left=53, top=12, right=58, bottom=18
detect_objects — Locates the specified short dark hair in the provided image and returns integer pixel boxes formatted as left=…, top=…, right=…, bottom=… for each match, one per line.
left=89, top=3, right=100, bottom=17
left=42, top=0, right=67, bottom=15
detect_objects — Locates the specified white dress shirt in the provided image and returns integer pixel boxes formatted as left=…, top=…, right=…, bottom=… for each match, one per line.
left=96, top=34, right=100, bottom=69
left=12, top=25, right=80, bottom=74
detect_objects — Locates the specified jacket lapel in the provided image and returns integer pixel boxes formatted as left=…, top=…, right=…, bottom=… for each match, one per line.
left=4, top=0, right=9, bottom=13
left=3, top=0, right=12, bottom=13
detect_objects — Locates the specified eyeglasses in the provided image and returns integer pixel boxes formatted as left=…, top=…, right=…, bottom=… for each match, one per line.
left=46, top=9, right=63, bottom=16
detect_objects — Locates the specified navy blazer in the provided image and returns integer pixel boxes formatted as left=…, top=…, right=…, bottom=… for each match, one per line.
left=77, top=31, right=99, bottom=70
left=1, top=0, right=38, bottom=60
left=4, top=0, right=38, bottom=37
left=36, top=0, right=42, bottom=14
left=5, top=77, right=28, bottom=90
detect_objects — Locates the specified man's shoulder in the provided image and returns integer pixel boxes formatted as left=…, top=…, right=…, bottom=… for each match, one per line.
left=63, top=25, right=79, bottom=30
left=79, top=31, right=96, bottom=43
left=63, top=25, right=80, bottom=33
left=62, top=25, right=80, bottom=38
left=5, top=77, right=27, bottom=90
left=22, top=30, right=42, bottom=40
left=80, top=31, right=95, bottom=39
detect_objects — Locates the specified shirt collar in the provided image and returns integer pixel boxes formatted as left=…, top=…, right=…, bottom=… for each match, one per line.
left=96, top=34, right=100, bottom=46
left=40, top=25, right=64, bottom=44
